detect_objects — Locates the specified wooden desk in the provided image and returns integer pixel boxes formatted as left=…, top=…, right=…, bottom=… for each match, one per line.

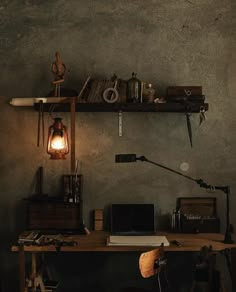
left=11, top=231, right=236, bottom=292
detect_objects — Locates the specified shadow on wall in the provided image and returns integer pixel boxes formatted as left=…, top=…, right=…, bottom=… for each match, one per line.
left=0, top=200, right=28, bottom=291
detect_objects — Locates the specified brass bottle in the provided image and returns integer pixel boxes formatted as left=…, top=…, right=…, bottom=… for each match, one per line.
left=126, top=72, right=142, bottom=103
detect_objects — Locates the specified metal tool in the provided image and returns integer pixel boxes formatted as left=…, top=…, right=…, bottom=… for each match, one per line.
left=184, top=89, right=192, bottom=96
left=185, top=112, right=193, bottom=147
left=102, top=80, right=119, bottom=103
left=199, top=106, right=206, bottom=125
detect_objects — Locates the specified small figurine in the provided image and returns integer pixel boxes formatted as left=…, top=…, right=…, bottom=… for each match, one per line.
left=51, top=52, right=66, bottom=97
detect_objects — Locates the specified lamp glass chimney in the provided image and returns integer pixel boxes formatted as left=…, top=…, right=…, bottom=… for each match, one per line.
left=47, top=117, right=69, bottom=159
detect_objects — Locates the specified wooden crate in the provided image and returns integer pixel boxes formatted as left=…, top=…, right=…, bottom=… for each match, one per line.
left=177, top=197, right=217, bottom=217
left=177, top=197, right=220, bottom=233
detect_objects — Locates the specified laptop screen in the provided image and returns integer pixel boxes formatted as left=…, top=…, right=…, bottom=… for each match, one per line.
left=111, top=204, right=155, bottom=235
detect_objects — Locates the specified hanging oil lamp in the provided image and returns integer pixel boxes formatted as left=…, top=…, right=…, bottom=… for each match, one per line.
left=47, top=117, right=69, bottom=159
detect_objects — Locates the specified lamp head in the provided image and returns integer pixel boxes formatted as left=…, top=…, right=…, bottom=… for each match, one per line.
left=115, top=154, right=147, bottom=163
left=115, top=154, right=137, bottom=163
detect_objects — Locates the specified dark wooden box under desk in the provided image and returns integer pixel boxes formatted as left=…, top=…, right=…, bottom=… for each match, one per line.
left=27, top=201, right=81, bottom=230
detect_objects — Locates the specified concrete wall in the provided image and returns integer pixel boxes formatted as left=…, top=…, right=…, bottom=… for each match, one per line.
left=0, top=0, right=235, bottom=291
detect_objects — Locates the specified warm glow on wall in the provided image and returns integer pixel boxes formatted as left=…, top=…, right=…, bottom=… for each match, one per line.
left=47, top=117, right=69, bottom=159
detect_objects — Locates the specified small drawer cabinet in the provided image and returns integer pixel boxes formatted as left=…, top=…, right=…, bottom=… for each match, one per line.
left=27, top=201, right=81, bottom=230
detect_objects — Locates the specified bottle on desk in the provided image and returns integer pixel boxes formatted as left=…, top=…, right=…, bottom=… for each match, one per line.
left=171, top=209, right=182, bottom=232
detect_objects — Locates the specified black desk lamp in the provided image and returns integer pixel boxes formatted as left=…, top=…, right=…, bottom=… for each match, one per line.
left=115, top=154, right=233, bottom=244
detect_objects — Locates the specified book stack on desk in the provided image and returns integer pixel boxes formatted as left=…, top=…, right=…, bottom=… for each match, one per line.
left=107, top=235, right=170, bottom=246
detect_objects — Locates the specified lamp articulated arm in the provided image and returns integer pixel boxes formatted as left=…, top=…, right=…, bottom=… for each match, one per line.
left=116, top=154, right=233, bottom=244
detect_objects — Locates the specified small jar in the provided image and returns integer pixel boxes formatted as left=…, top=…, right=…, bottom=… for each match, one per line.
left=143, top=83, right=155, bottom=103
left=126, top=72, right=142, bottom=103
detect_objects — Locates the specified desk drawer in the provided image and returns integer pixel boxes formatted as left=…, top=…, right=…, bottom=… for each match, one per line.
left=27, top=202, right=81, bottom=230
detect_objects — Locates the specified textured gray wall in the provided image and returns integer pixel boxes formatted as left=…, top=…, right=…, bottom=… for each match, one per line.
left=0, top=0, right=236, bottom=291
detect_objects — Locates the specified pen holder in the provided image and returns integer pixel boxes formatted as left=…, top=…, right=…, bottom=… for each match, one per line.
left=63, top=174, right=83, bottom=203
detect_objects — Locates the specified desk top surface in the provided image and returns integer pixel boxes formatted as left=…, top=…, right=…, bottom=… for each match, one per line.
left=11, top=231, right=236, bottom=253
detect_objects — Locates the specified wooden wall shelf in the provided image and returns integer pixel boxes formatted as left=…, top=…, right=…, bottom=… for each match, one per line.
left=34, top=102, right=208, bottom=113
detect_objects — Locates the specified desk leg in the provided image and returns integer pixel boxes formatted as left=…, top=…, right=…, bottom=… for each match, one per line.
left=19, top=246, right=26, bottom=292
left=231, top=248, right=236, bottom=292
left=32, top=253, right=37, bottom=292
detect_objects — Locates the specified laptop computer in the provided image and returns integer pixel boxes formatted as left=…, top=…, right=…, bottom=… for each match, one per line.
left=109, top=204, right=170, bottom=246
left=110, top=203, right=155, bottom=235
